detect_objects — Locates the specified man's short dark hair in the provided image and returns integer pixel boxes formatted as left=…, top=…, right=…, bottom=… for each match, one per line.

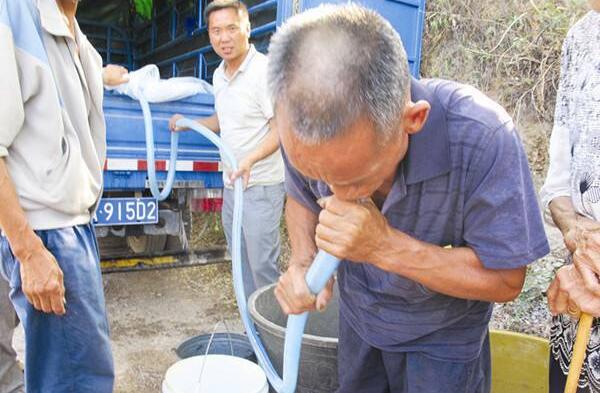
left=268, top=4, right=410, bottom=144
left=204, top=0, right=249, bottom=26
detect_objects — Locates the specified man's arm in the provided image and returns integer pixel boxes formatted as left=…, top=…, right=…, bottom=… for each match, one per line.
left=549, top=196, right=599, bottom=253
left=274, top=196, right=334, bottom=314
left=0, top=159, right=65, bottom=315
left=230, top=118, right=280, bottom=187
left=169, top=113, right=220, bottom=133
left=315, top=197, right=526, bottom=303
left=376, top=228, right=526, bottom=303
left=286, top=195, right=318, bottom=266
left=0, top=26, right=65, bottom=315
left=244, top=119, right=280, bottom=169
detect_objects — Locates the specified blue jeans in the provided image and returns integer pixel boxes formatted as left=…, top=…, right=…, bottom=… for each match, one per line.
left=0, top=224, right=114, bottom=393
left=222, top=183, right=285, bottom=299
left=336, top=312, right=491, bottom=393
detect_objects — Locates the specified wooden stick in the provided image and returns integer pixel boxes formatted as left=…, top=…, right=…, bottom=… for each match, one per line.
left=564, top=313, right=594, bottom=393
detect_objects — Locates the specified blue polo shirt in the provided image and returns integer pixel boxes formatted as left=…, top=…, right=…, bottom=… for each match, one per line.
left=283, top=78, right=550, bottom=362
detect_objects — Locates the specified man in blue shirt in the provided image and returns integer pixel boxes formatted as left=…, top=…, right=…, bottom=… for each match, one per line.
left=269, top=5, right=550, bottom=392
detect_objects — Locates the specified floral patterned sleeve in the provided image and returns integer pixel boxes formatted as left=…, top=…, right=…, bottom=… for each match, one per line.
left=540, top=32, right=575, bottom=209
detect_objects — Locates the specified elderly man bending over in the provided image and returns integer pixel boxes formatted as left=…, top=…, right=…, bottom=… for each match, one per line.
left=271, top=5, right=550, bottom=392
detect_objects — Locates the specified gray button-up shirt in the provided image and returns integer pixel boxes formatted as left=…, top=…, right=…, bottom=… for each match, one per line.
left=284, top=78, right=550, bottom=361
left=0, top=0, right=105, bottom=229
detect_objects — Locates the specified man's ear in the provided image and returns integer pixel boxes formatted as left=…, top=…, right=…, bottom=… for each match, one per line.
left=401, top=100, right=431, bottom=135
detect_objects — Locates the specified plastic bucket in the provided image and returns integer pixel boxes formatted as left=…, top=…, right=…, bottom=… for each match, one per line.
left=249, top=283, right=339, bottom=393
left=490, top=330, right=549, bottom=393
left=162, top=354, right=268, bottom=393
left=176, top=332, right=257, bottom=363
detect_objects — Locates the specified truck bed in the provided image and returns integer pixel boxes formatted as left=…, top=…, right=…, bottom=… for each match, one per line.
left=103, top=91, right=223, bottom=191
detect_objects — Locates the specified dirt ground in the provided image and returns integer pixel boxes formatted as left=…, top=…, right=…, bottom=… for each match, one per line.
left=103, top=264, right=243, bottom=392
left=13, top=263, right=242, bottom=393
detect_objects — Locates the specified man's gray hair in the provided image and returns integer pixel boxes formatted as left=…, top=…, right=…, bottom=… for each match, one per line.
left=267, top=4, right=410, bottom=145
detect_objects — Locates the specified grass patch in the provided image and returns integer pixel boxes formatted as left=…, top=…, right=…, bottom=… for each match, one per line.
left=422, top=0, right=587, bottom=124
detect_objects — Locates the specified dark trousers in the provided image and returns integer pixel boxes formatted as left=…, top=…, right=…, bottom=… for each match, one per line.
left=336, top=313, right=491, bottom=393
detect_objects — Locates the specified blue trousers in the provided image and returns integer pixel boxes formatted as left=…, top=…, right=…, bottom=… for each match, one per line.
left=0, top=224, right=114, bottom=393
left=336, top=313, right=491, bottom=393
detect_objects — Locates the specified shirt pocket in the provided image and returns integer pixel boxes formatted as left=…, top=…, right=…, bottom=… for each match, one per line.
left=383, top=271, right=437, bottom=304
left=43, top=135, right=69, bottom=183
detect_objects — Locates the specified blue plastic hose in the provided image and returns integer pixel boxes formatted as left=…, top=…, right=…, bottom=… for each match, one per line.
left=139, top=97, right=179, bottom=201
left=176, top=118, right=341, bottom=393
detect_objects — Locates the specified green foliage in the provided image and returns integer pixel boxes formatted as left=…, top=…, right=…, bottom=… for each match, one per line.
left=134, top=0, right=153, bottom=20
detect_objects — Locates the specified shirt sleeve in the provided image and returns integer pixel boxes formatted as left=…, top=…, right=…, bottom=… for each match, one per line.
left=282, top=149, right=321, bottom=214
left=539, top=34, right=575, bottom=210
left=0, top=15, right=25, bottom=158
left=463, top=122, right=550, bottom=270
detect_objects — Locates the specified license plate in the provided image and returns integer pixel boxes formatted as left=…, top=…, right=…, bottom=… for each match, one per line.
left=93, top=198, right=158, bottom=227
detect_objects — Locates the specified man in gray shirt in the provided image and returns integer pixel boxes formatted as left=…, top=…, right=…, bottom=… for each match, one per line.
left=0, top=60, right=125, bottom=393
left=1, top=1, right=127, bottom=391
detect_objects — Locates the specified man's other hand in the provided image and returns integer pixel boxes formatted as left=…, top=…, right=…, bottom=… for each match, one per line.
left=19, top=245, right=66, bottom=315
left=274, top=263, right=334, bottom=315
left=103, top=64, right=129, bottom=87
left=168, top=114, right=189, bottom=132
left=229, top=156, right=254, bottom=189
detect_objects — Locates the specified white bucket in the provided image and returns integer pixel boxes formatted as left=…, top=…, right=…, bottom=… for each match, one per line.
left=162, top=354, right=268, bottom=393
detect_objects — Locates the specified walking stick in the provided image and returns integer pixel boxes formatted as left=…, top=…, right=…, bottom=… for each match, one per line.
left=564, top=312, right=594, bottom=393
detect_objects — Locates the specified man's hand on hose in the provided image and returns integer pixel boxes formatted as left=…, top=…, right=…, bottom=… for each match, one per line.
left=229, top=156, right=254, bottom=189
left=315, top=196, right=390, bottom=264
left=18, top=242, right=66, bottom=315
left=168, top=114, right=188, bottom=132
left=275, top=262, right=335, bottom=315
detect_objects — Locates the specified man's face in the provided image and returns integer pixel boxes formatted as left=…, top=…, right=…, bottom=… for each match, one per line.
left=279, top=107, right=408, bottom=201
left=588, top=0, right=600, bottom=12
left=208, top=8, right=250, bottom=62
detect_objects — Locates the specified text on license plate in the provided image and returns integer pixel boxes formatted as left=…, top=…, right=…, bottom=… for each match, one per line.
left=93, top=198, right=158, bottom=226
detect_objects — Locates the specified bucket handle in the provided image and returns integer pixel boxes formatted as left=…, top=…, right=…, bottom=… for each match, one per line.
left=196, top=320, right=235, bottom=392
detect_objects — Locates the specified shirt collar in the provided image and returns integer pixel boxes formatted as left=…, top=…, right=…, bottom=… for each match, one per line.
left=402, top=78, right=451, bottom=185
left=37, top=0, right=72, bottom=38
left=238, top=44, right=257, bottom=73
left=217, top=44, right=257, bottom=81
